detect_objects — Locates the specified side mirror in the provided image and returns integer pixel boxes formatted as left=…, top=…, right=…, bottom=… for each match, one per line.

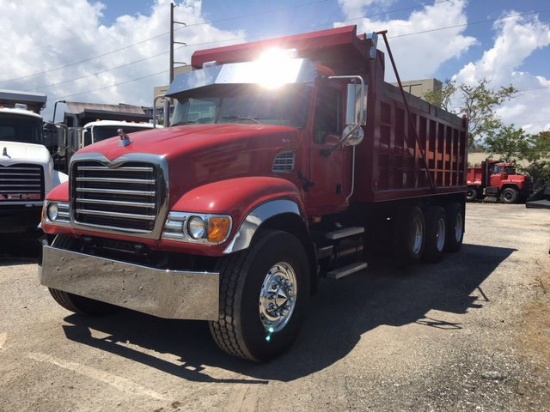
left=345, top=83, right=365, bottom=126
left=343, top=83, right=367, bottom=146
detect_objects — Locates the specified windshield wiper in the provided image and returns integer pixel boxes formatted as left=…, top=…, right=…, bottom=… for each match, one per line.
left=171, top=121, right=196, bottom=126
left=221, top=115, right=262, bottom=124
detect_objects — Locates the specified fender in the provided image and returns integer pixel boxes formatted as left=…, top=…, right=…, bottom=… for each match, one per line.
left=170, top=176, right=306, bottom=253
left=44, top=181, right=69, bottom=202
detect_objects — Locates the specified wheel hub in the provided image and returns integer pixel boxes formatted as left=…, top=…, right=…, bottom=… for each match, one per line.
left=259, top=262, right=297, bottom=333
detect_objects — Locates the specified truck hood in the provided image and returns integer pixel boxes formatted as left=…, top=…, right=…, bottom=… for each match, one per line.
left=77, top=124, right=299, bottom=159
left=0, top=141, right=51, bottom=166
left=74, top=123, right=301, bottom=204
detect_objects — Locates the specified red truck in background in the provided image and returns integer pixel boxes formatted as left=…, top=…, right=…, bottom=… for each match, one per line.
left=39, top=25, right=468, bottom=362
left=466, top=160, right=532, bottom=203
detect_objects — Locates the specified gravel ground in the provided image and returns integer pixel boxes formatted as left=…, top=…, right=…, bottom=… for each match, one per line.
left=0, top=203, right=548, bottom=412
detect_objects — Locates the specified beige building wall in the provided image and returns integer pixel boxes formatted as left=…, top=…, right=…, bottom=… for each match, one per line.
left=154, top=65, right=193, bottom=103
left=392, top=78, right=442, bottom=99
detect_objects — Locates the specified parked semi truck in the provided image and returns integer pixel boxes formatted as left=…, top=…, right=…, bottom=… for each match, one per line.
left=43, top=102, right=155, bottom=173
left=466, top=160, right=532, bottom=203
left=40, top=26, right=468, bottom=362
left=0, top=89, right=67, bottom=241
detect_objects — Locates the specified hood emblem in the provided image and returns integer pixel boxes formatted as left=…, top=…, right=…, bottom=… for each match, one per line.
left=2, top=147, right=10, bottom=158
left=118, top=128, right=132, bottom=147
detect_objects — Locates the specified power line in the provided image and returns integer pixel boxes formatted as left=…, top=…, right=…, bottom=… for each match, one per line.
left=0, top=0, right=330, bottom=86
left=22, top=3, right=550, bottom=100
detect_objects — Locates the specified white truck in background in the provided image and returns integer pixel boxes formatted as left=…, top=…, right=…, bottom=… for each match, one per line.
left=0, top=89, right=67, bottom=243
left=43, top=102, right=158, bottom=173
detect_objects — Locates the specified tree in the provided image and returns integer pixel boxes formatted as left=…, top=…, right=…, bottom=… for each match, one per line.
left=423, top=78, right=518, bottom=151
left=521, top=131, right=550, bottom=189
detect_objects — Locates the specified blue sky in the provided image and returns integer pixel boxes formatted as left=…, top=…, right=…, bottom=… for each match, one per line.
left=1, top=0, right=549, bottom=132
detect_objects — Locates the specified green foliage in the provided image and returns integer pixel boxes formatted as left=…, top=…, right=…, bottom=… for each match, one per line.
left=424, top=77, right=549, bottom=187
left=521, top=131, right=550, bottom=189
left=423, top=78, right=456, bottom=111
left=423, top=78, right=518, bottom=151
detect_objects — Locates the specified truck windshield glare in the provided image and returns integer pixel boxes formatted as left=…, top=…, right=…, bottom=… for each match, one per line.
left=0, top=113, right=43, bottom=144
left=171, top=85, right=312, bottom=128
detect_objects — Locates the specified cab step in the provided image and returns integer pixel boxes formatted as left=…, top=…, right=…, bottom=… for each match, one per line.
left=327, top=262, right=368, bottom=280
left=325, top=226, right=364, bottom=240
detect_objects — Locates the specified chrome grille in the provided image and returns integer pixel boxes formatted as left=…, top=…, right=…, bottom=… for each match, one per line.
left=72, top=161, right=165, bottom=233
left=0, top=163, right=44, bottom=201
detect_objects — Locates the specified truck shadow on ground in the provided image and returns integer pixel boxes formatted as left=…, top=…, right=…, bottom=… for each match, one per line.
left=61, top=242, right=515, bottom=383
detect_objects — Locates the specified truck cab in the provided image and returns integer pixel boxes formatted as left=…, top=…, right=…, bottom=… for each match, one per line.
left=46, top=120, right=158, bottom=173
left=0, top=93, right=67, bottom=240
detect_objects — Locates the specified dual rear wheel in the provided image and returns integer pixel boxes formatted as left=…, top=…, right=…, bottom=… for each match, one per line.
left=392, top=202, right=464, bottom=265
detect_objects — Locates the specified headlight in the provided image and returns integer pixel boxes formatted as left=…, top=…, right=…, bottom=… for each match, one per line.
left=47, top=203, right=59, bottom=221
left=163, top=212, right=232, bottom=244
left=188, top=216, right=206, bottom=239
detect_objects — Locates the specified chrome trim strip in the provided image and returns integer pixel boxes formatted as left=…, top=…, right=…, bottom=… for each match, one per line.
left=40, top=245, right=220, bottom=320
left=223, top=199, right=302, bottom=254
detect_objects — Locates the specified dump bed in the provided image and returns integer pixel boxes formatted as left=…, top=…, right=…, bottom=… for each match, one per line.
left=352, top=81, right=468, bottom=203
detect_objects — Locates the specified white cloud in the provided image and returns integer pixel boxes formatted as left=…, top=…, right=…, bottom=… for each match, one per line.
left=336, top=0, right=477, bottom=82
left=0, top=0, right=244, bottom=120
left=455, top=12, right=550, bottom=133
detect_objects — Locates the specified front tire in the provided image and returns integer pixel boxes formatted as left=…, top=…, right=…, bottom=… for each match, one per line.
left=209, top=230, right=310, bottom=362
left=48, top=235, right=117, bottom=316
left=49, top=288, right=117, bottom=316
left=466, top=187, right=478, bottom=201
left=501, top=187, right=519, bottom=204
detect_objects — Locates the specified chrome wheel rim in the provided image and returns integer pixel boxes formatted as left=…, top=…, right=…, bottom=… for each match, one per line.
left=454, top=212, right=464, bottom=243
left=412, top=217, right=424, bottom=255
left=436, top=217, right=446, bottom=251
left=259, top=262, right=297, bottom=333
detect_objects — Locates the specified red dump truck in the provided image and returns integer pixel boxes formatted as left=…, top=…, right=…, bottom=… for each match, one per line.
left=39, top=25, right=468, bottom=362
left=466, top=160, right=532, bottom=203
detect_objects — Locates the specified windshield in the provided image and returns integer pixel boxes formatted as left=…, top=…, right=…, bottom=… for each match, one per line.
left=91, top=126, right=152, bottom=143
left=171, top=84, right=312, bottom=128
left=0, top=113, right=43, bottom=144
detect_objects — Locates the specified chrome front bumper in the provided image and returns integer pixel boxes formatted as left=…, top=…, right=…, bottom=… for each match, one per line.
left=40, top=246, right=220, bottom=320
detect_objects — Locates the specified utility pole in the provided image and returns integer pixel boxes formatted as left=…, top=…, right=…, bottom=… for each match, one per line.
left=166, top=2, right=187, bottom=125
left=170, top=3, right=188, bottom=82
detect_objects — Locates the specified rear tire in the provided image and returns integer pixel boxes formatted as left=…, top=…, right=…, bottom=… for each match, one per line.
left=392, top=205, right=426, bottom=265
left=444, top=202, right=465, bottom=252
left=422, top=206, right=446, bottom=263
left=209, top=230, right=310, bottom=362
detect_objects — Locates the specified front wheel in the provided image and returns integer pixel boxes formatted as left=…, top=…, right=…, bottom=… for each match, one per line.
left=466, top=187, right=478, bottom=202
left=49, top=288, right=117, bottom=316
left=501, top=187, right=519, bottom=204
left=209, top=230, right=310, bottom=362
left=48, top=235, right=118, bottom=316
